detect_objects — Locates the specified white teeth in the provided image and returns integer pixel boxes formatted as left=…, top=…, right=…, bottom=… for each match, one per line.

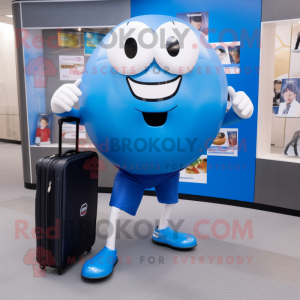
left=127, top=77, right=181, bottom=100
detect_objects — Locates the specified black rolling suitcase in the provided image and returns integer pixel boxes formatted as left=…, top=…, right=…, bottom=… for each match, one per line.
left=35, top=117, right=98, bottom=275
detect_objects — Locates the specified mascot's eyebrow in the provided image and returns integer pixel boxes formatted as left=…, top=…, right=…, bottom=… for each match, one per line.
left=127, top=22, right=130, bottom=26
left=172, top=21, right=175, bottom=25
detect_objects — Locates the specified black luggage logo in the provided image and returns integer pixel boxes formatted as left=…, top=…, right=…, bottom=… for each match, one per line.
left=80, top=203, right=88, bottom=217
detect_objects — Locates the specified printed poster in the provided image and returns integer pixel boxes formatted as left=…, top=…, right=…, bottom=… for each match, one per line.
left=84, top=32, right=106, bottom=55
left=272, top=79, right=282, bottom=114
left=57, top=33, right=78, bottom=48
left=35, top=113, right=52, bottom=146
left=62, top=124, right=86, bottom=139
left=207, top=128, right=238, bottom=157
left=59, top=55, right=84, bottom=81
left=290, top=23, right=300, bottom=77
left=176, top=11, right=209, bottom=41
left=276, top=78, right=300, bottom=117
left=180, top=155, right=207, bottom=184
left=210, top=42, right=241, bottom=74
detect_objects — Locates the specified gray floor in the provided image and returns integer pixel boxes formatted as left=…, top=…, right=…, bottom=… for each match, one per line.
left=0, top=142, right=300, bottom=300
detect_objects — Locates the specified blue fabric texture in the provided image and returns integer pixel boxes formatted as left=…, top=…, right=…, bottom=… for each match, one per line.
left=110, top=169, right=180, bottom=216
left=222, top=108, right=243, bottom=127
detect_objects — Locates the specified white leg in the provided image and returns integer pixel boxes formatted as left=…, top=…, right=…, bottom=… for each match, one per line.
left=105, top=206, right=121, bottom=250
left=158, top=204, right=176, bottom=230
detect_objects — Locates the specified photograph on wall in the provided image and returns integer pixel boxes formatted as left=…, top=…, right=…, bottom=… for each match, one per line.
left=176, top=11, right=209, bottom=40
left=57, top=32, right=78, bottom=48
left=207, top=128, right=238, bottom=157
left=272, top=25, right=292, bottom=115
left=59, top=55, right=84, bottom=81
left=35, top=113, right=52, bottom=146
left=62, top=124, right=86, bottom=139
left=291, top=23, right=300, bottom=53
left=84, top=32, right=106, bottom=56
left=276, top=78, right=300, bottom=117
left=284, top=128, right=300, bottom=157
left=289, top=23, right=300, bottom=79
left=272, top=79, right=282, bottom=114
left=293, top=32, right=300, bottom=52
left=210, top=42, right=241, bottom=74
left=293, top=31, right=300, bottom=52
left=179, top=155, right=207, bottom=184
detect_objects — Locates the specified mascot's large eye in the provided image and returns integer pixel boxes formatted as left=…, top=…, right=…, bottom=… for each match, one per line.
left=166, top=36, right=180, bottom=57
left=154, top=22, right=200, bottom=75
left=124, top=38, right=138, bottom=59
left=107, top=21, right=154, bottom=75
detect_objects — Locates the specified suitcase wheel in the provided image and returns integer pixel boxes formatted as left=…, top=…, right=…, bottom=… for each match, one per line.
left=58, top=268, right=63, bottom=275
left=39, top=265, right=45, bottom=270
left=87, top=247, right=92, bottom=253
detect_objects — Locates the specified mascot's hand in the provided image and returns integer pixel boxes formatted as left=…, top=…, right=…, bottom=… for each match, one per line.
left=228, top=86, right=254, bottom=119
left=51, top=79, right=82, bottom=114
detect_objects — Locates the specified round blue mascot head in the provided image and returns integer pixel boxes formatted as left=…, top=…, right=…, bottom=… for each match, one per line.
left=80, top=15, right=228, bottom=174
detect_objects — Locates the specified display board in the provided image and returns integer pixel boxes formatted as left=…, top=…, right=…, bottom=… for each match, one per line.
left=13, top=0, right=130, bottom=187
left=14, top=0, right=261, bottom=205
left=131, top=0, right=262, bottom=203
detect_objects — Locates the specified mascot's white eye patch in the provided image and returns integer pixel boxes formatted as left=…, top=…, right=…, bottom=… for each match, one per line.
left=154, top=21, right=200, bottom=75
left=107, top=21, right=154, bottom=75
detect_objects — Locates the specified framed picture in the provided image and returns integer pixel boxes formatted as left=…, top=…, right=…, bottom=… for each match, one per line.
left=277, top=78, right=300, bottom=117
left=207, top=128, right=239, bottom=157
left=84, top=31, right=106, bottom=56
left=176, top=11, right=209, bottom=40
left=35, top=113, right=52, bottom=146
left=284, top=129, right=300, bottom=157
left=62, top=124, right=86, bottom=139
left=227, top=131, right=238, bottom=147
left=210, top=42, right=241, bottom=74
left=272, top=79, right=282, bottom=114
left=179, top=155, right=208, bottom=184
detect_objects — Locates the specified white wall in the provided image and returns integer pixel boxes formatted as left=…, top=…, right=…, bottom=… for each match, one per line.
left=271, top=24, right=291, bottom=147
left=257, top=23, right=276, bottom=157
left=0, top=22, right=20, bottom=141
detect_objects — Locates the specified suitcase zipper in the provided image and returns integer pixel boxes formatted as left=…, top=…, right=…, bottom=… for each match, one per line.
left=46, top=157, right=60, bottom=268
left=56, top=151, right=94, bottom=270
left=53, top=151, right=95, bottom=271
left=47, top=181, right=52, bottom=193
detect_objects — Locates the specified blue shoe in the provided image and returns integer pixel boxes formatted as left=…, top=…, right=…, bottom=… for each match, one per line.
left=81, top=246, right=118, bottom=280
left=152, top=226, right=197, bottom=250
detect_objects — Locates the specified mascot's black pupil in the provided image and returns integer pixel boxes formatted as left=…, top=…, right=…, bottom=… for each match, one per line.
left=166, top=36, right=180, bottom=57
left=124, top=38, right=138, bottom=59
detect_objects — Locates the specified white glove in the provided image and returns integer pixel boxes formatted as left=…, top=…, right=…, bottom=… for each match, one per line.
left=51, top=79, right=82, bottom=114
left=228, top=86, right=254, bottom=119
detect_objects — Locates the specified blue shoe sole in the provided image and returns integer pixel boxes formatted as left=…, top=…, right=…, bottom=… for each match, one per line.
left=151, top=238, right=197, bottom=250
left=81, top=258, right=118, bottom=280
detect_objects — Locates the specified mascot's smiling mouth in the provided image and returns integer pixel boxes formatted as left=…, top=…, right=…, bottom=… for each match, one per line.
left=126, top=75, right=182, bottom=102
left=134, top=106, right=178, bottom=127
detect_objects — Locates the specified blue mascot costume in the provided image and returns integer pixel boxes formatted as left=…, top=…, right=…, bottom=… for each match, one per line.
left=51, top=15, right=254, bottom=279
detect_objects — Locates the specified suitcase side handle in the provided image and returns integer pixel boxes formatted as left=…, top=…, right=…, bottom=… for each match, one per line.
left=58, top=117, right=80, bottom=157
left=61, top=149, right=77, bottom=156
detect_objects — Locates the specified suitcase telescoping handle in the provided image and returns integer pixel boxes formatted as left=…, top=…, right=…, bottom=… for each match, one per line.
left=58, top=117, right=80, bottom=157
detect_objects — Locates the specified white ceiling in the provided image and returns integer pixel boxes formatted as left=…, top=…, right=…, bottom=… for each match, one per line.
left=0, top=0, right=13, bottom=25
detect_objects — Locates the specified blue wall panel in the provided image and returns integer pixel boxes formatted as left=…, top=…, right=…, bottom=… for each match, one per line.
left=131, top=0, right=262, bottom=202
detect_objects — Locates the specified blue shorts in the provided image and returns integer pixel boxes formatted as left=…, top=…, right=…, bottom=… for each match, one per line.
left=109, top=169, right=180, bottom=216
